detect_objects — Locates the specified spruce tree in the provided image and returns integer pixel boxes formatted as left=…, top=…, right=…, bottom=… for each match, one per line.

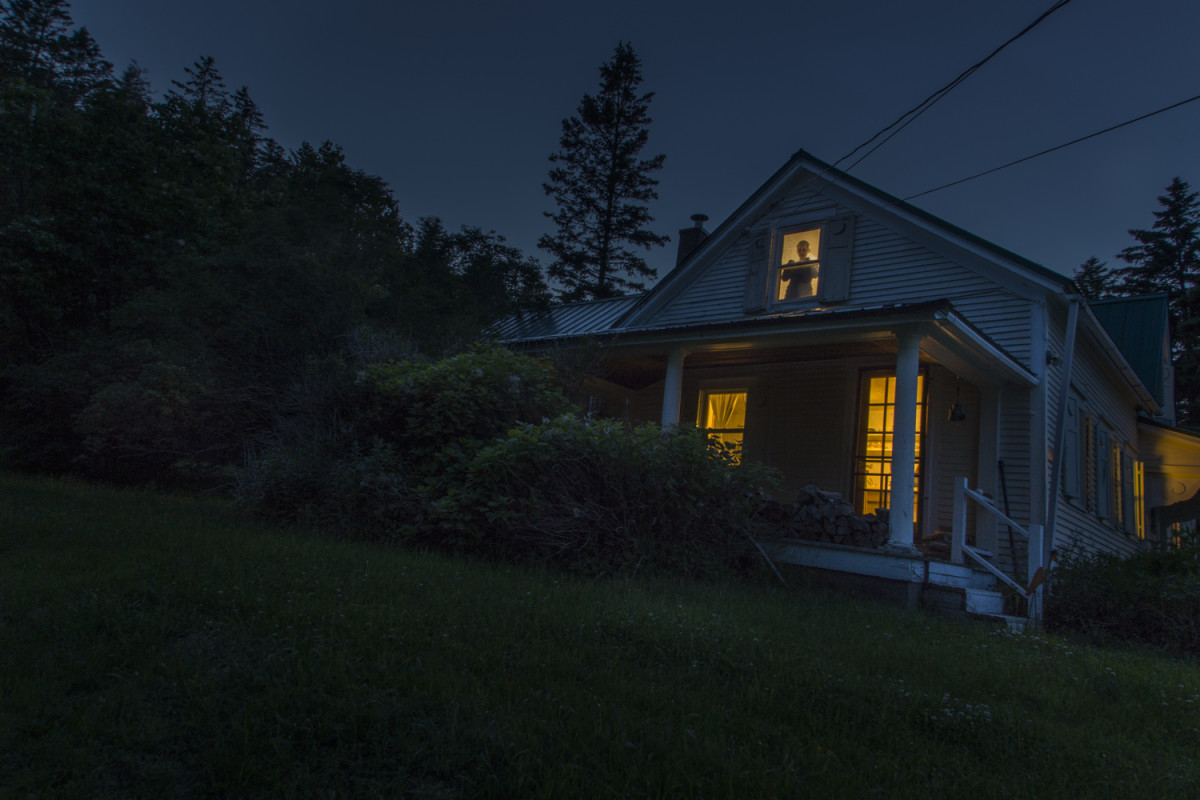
left=1116, top=177, right=1200, bottom=303
left=1113, top=177, right=1200, bottom=425
left=1073, top=256, right=1115, bottom=300
left=538, top=42, right=667, bottom=301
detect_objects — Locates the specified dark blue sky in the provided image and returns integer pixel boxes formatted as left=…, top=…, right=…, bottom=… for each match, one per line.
left=70, top=0, right=1200, bottom=280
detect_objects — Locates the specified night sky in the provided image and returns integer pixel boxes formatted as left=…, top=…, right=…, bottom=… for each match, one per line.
left=68, top=0, right=1200, bottom=282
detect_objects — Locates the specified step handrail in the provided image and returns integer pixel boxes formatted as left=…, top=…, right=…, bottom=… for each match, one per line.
left=951, top=477, right=1045, bottom=620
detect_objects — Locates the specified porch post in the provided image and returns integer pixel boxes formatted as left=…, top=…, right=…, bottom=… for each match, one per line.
left=660, top=347, right=689, bottom=427
left=888, top=329, right=922, bottom=550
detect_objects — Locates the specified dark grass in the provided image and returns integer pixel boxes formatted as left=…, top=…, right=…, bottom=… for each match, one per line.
left=2, top=473, right=1199, bottom=798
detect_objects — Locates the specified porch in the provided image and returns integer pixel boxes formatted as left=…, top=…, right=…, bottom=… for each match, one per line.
left=762, top=478, right=1046, bottom=624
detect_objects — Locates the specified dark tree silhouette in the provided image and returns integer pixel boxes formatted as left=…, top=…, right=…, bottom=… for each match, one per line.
left=1073, top=256, right=1115, bottom=300
left=538, top=42, right=667, bottom=301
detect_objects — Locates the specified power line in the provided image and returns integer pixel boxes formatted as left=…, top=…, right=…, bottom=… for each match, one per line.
left=903, top=91, right=1200, bottom=201
left=833, top=0, right=1076, bottom=174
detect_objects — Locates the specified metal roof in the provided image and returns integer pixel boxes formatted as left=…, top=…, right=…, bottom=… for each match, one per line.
left=491, top=294, right=642, bottom=342
left=1088, top=293, right=1170, bottom=408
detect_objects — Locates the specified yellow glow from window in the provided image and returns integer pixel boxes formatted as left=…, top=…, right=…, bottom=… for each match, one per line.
left=1134, top=460, right=1145, bottom=540
left=700, top=390, right=747, bottom=463
left=854, top=373, right=925, bottom=518
left=776, top=228, right=822, bottom=302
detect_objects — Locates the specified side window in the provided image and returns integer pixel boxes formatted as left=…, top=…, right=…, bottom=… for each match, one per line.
left=1096, top=427, right=1111, bottom=520
left=776, top=228, right=822, bottom=302
left=699, top=390, right=747, bottom=464
left=1082, top=413, right=1095, bottom=512
left=1063, top=397, right=1080, bottom=499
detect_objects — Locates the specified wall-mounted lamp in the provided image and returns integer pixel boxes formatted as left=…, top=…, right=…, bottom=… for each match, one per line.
left=948, top=378, right=967, bottom=422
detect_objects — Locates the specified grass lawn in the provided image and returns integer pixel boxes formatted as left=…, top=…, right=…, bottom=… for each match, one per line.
left=2, top=472, right=1198, bottom=798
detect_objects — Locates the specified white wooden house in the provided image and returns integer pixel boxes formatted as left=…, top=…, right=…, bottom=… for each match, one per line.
left=496, top=150, right=1200, bottom=618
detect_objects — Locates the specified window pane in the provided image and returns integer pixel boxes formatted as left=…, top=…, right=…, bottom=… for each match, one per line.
left=780, top=229, right=822, bottom=265
left=854, top=370, right=925, bottom=527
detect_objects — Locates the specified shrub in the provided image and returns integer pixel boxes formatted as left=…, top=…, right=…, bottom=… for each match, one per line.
left=428, top=416, right=780, bottom=578
left=237, top=345, right=574, bottom=536
left=1045, top=544, right=1200, bottom=659
left=361, top=343, right=577, bottom=481
left=237, top=435, right=414, bottom=539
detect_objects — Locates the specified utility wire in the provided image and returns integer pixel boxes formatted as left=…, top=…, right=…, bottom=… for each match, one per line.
left=903, top=91, right=1200, bottom=200
left=833, top=0, right=1076, bottom=174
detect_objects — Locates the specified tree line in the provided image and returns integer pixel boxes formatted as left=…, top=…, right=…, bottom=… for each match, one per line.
left=0, top=1, right=669, bottom=486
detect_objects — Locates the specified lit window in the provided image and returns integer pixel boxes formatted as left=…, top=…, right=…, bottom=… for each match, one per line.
left=776, top=228, right=821, bottom=302
left=853, top=372, right=926, bottom=519
left=1134, top=459, right=1145, bottom=540
left=699, top=390, right=747, bottom=463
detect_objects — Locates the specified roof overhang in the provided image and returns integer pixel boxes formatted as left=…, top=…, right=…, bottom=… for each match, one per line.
left=510, top=300, right=1036, bottom=388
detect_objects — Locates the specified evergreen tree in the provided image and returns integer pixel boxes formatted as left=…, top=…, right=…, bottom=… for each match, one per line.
left=1073, top=256, right=1115, bottom=300
left=538, top=42, right=667, bottom=301
left=1112, top=177, right=1200, bottom=425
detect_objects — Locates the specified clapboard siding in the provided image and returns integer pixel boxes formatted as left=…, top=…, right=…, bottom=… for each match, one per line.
left=1052, top=301, right=1142, bottom=557
left=654, top=241, right=750, bottom=326
left=653, top=199, right=1037, bottom=368
left=926, top=366, right=980, bottom=538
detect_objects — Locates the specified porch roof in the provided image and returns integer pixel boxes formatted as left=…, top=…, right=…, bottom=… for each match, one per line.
left=503, top=298, right=1037, bottom=389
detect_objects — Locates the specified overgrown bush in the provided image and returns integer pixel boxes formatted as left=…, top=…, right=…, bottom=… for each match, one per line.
left=1045, top=543, right=1200, bottom=659
left=237, top=344, right=575, bottom=536
left=238, top=435, right=413, bottom=538
left=428, top=416, right=780, bottom=578
left=360, top=343, right=577, bottom=481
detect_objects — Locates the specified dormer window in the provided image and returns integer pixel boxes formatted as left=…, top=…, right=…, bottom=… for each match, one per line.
left=776, top=228, right=822, bottom=302
left=743, top=214, right=855, bottom=315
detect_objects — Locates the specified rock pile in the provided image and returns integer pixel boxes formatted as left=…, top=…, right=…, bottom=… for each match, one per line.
left=788, top=484, right=890, bottom=548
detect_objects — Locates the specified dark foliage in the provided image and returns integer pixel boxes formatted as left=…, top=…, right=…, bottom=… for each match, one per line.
left=538, top=42, right=667, bottom=301
left=236, top=345, right=576, bottom=537
left=0, top=1, right=550, bottom=485
left=429, top=416, right=780, bottom=578
left=1045, top=542, right=1200, bottom=659
left=1072, top=256, right=1115, bottom=300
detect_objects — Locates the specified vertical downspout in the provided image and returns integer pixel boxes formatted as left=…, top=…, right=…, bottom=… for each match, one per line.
left=1045, top=296, right=1080, bottom=556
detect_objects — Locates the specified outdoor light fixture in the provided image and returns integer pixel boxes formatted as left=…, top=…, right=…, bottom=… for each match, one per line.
left=948, top=378, right=967, bottom=422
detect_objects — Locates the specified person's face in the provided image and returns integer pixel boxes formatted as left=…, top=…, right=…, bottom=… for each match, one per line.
left=796, top=240, right=810, bottom=258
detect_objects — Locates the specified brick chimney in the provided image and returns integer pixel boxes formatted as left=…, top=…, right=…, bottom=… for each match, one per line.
left=676, top=213, right=709, bottom=266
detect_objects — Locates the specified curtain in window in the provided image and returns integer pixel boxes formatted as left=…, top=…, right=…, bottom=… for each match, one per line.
left=706, top=392, right=746, bottom=430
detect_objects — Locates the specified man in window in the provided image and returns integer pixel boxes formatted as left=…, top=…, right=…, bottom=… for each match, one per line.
left=789, top=239, right=815, bottom=263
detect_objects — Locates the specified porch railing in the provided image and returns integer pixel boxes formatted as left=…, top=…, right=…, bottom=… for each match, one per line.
left=951, top=477, right=1045, bottom=621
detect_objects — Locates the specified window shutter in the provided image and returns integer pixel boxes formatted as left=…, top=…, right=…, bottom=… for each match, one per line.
left=817, top=215, right=855, bottom=304
left=1063, top=397, right=1080, bottom=498
left=743, top=230, right=771, bottom=314
left=1122, top=451, right=1135, bottom=534
left=1096, top=428, right=1111, bottom=519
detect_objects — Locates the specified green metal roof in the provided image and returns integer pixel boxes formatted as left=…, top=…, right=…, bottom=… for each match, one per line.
left=1088, top=293, right=1170, bottom=408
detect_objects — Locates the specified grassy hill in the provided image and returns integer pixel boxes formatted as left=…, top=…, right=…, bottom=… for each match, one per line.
left=2, top=473, right=1198, bottom=798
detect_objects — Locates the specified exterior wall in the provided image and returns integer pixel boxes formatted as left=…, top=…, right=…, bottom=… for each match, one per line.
left=1050, top=302, right=1144, bottom=558
left=675, top=359, right=857, bottom=501
left=597, top=357, right=985, bottom=547
left=924, top=365, right=981, bottom=540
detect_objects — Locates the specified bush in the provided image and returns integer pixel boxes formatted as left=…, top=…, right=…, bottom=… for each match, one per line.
left=237, top=435, right=414, bottom=539
left=1045, top=544, right=1200, bottom=659
left=237, top=345, right=575, bottom=536
left=428, top=416, right=780, bottom=578
left=361, top=343, right=576, bottom=480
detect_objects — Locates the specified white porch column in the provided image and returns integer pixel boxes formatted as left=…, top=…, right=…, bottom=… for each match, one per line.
left=888, top=329, right=922, bottom=550
left=660, top=347, right=689, bottom=427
